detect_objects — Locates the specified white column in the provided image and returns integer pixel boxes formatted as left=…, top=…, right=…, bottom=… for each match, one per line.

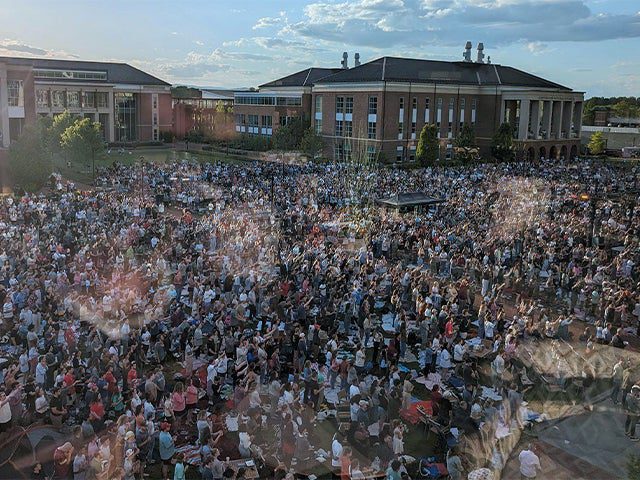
left=529, top=100, right=540, bottom=139
left=562, top=101, right=573, bottom=139
left=518, top=99, right=530, bottom=140
left=551, top=101, right=563, bottom=139
left=0, top=69, right=10, bottom=148
left=542, top=101, right=552, bottom=139
left=107, top=91, right=115, bottom=142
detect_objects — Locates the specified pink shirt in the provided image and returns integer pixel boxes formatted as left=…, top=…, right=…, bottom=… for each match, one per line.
left=172, top=392, right=186, bottom=412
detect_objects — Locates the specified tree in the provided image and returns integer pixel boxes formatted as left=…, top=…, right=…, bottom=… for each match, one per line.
left=48, top=111, right=76, bottom=155
left=454, top=124, right=479, bottom=162
left=300, top=128, right=324, bottom=159
left=272, top=117, right=307, bottom=151
left=416, top=124, right=439, bottom=165
left=628, top=454, right=640, bottom=480
left=491, top=122, right=515, bottom=162
left=8, top=118, right=53, bottom=192
left=60, top=118, right=104, bottom=182
left=587, top=131, right=606, bottom=155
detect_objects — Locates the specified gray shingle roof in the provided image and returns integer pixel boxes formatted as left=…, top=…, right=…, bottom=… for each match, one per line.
left=259, top=67, right=343, bottom=88
left=315, top=57, right=571, bottom=91
left=0, top=56, right=169, bottom=86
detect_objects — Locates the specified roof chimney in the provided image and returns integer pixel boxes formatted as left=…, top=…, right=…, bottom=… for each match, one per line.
left=354, top=52, right=361, bottom=67
left=341, top=52, right=349, bottom=69
left=476, top=42, right=485, bottom=63
left=486, top=55, right=491, bottom=65
left=463, top=41, right=472, bottom=62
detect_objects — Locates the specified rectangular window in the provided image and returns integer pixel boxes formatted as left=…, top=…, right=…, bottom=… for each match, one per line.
left=368, top=96, right=377, bottom=115
left=98, top=113, right=109, bottom=139
left=153, top=128, right=159, bottom=141
left=248, top=115, right=258, bottom=126
left=471, top=99, right=477, bottom=124
left=436, top=98, right=442, bottom=128
left=314, top=119, right=322, bottom=134
left=425, top=98, right=430, bottom=123
left=448, top=98, right=454, bottom=125
left=412, top=98, right=417, bottom=109
left=398, top=121, right=404, bottom=140
left=52, top=90, right=66, bottom=108
left=67, top=91, right=80, bottom=108
left=459, top=98, right=466, bottom=129
left=153, top=113, right=158, bottom=126
left=261, top=115, right=272, bottom=127
left=368, top=121, right=376, bottom=139
left=114, top=92, right=137, bottom=141
left=335, top=120, right=343, bottom=137
left=396, top=145, right=404, bottom=162
left=82, top=91, right=96, bottom=108
left=336, top=96, right=344, bottom=114
left=367, top=145, right=376, bottom=162
left=345, top=97, right=353, bottom=114
left=96, top=92, right=108, bottom=108
left=152, top=94, right=158, bottom=110
left=7, top=80, right=24, bottom=107
left=36, top=89, right=50, bottom=108
left=399, top=97, right=404, bottom=110
left=315, top=95, right=323, bottom=114
left=344, top=120, right=353, bottom=137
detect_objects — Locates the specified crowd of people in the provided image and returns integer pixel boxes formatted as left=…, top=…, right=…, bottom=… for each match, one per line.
left=0, top=156, right=638, bottom=480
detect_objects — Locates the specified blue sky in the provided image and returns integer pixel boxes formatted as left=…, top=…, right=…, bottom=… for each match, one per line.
left=1, top=0, right=638, bottom=97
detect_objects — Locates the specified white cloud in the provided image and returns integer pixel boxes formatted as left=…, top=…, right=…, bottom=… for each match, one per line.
left=0, top=39, right=78, bottom=59
left=526, top=41, right=550, bottom=55
left=194, top=40, right=204, bottom=46
left=253, top=11, right=288, bottom=30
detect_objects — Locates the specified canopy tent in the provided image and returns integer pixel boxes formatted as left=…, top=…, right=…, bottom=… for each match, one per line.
left=376, top=192, right=446, bottom=210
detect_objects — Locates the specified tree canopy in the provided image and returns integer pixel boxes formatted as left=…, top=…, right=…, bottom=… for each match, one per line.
left=587, top=131, right=606, bottom=155
left=272, top=117, right=307, bottom=151
left=491, top=122, right=515, bottom=162
left=8, top=118, right=53, bottom=192
left=453, top=124, right=479, bottom=162
left=300, top=128, right=324, bottom=159
left=416, top=124, right=439, bottom=165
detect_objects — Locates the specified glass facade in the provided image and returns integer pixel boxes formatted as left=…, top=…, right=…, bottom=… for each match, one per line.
left=83, top=91, right=96, bottom=108
left=36, top=89, right=50, bottom=108
left=67, top=91, right=80, bottom=108
left=52, top=90, right=66, bottom=108
left=114, top=92, right=137, bottom=142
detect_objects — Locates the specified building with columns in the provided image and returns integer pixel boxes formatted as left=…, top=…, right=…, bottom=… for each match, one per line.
left=236, top=47, right=583, bottom=163
left=0, top=56, right=172, bottom=148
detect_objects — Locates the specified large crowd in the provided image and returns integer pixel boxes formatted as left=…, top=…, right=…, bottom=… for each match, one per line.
left=0, top=156, right=639, bottom=480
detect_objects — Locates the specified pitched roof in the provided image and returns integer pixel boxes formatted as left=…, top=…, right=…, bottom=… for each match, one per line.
left=315, top=56, right=571, bottom=91
left=0, top=56, right=169, bottom=86
left=259, top=67, right=343, bottom=88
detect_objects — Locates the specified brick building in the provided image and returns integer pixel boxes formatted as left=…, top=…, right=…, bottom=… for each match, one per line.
left=0, top=56, right=172, bottom=147
left=237, top=47, right=584, bottom=162
left=233, top=67, right=341, bottom=137
left=172, top=87, right=235, bottom=140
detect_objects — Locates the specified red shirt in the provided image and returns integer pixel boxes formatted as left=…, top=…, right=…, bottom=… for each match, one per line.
left=340, top=456, right=351, bottom=480
left=185, top=385, right=198, bottom=406
left=90, top=401, right=105, bottom=420
left=127, top=368, right=138, bottom=385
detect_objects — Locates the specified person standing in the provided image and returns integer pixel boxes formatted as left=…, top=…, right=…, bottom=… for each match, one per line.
left=518, top=444, right=541, bottom=479
left=159, top=422, right=176, bottom=480
left=624, top=385, right=640, bottom=441
left=611, top=358, right=624, bottom=405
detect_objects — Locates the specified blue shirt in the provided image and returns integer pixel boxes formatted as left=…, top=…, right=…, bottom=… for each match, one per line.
left=159, top=431, right=175, bottom=460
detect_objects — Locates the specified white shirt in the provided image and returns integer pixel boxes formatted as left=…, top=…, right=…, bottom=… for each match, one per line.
left=331, top=439, right=343, bottom=467
left=518, top=449, right=541, bottom=478
left=453, top=343, right=466, bottom=362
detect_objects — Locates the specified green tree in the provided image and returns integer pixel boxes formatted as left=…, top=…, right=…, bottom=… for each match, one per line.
left=8, top=118, right=54, bottom=192
left=416, top=124, right=439, bottom=165
left=60, top=118, right=104, bottom=182
left=628, top=454, right=640, bottom=480
left=587, top=131, right=606, bottom=155
left=273, top=117, right=307, bottom=151
left=611, top=99, right=640, bottom=119
left=48, top=111, right=76, bottom=154
left=491, top=122, right=515, bottom=162
left=454, top=124, right=478, bottom=162
left=300, top=128, right=324, bottom=159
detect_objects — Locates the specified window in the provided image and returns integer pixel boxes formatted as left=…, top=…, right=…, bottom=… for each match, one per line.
left=153, top=113, right=158, bottom=126
left=335, top=120, right=344, bottom=137
left=367, top=145, right=376, bottom=162
left=83, top=91, right=96, bottom=108
left=52, top=90, right=66, bottom=108
left=425, top=98, right=430, bottom=123
left=368, top=121, right=376, bottom=139
left=279, top=116, right=296, bottom=127
left=66, top=91, right=80, bottom=108
left=344, top=142, right=352, bottom=161
left=336, top=97, right=344, bottom=114
left=315, top=95, right=323, bottom=114
left=399, top=97, right=404, bottom=110
left=471, top=99, right=477, bottom=124
left=153, top=128, right=159, bottom=141
left=97, top=92, right=108, bottom=108
left=261, top=115, right=272, bottom=127
left=448, top=98, right=455, bottom=125
left=334, top=143, right=344, bottom=161
left=412, top=98, right=417, bottom=109
left=33, top=69, right=107, bottom=81
left=398, top=121, right=404, bottom=139
left=98, top=113, right=109, bottom=139
left=411, top=97, right=417, bottom=136
left=344, top=120, right=353, bottom=137
left=345, top=97, right=353, bottom=114
left=7, top=80, right=23, bottom=107
left=459, top=98, right=466, bottom=129
left=152, top=94, right=158, bottom=110
left=396, top=145, right=404, bottom=162
left=314, top=119, right=322, bottom=134
left=114, top=92, right=137, bottom=141
left=436, top=98, right=443, bottom=128
left=368, top=96, right=377, bottom=115
left=36, top=89, right=49, bottom=108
